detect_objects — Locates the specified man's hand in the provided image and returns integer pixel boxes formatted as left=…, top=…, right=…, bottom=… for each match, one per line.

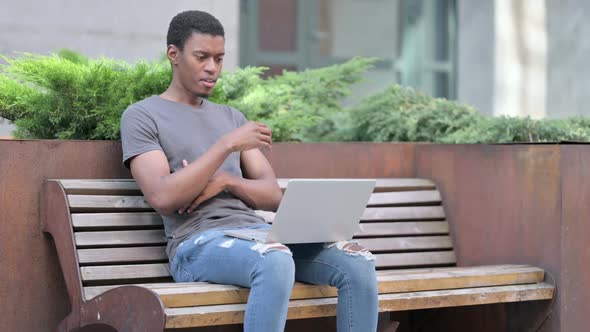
left=178, top=159, right=231, bottom=214
left=222, top=121, right=272, bottom=152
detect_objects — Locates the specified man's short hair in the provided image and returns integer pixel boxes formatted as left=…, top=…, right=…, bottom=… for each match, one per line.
left=167, top=10, right=225, bottom=50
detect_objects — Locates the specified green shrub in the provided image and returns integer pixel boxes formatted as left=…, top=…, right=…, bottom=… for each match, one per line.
left=344, top=85, right=480, bottom=142
left=0, top=50, right=171, bottom=139
left=340, top=84, right=590, bottom=143
left=0, top=51, right=374, bottom=140
left=445, top=116, right=590, bottom=143
left=1, top=50, right=588, bottom=143
left=214, top=57, right=376, bottom=141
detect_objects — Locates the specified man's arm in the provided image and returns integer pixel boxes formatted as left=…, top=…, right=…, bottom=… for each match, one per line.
left=227, top=148, right=282, bottom=211
left=130, top=122, right=272, bottom=215
left=179, top=147, right=282, bottom=214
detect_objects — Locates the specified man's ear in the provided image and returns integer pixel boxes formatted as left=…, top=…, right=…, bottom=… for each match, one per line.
left=167, top=45, right=179, bottom=65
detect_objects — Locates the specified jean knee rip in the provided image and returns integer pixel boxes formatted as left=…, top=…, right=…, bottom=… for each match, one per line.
left=193, top=235, right=205, bottom=245
left=250, top=242, right=292, bottom=256
left=325, top=241, right=375, bottom=261
left=219, top=238, right=236, bottom=248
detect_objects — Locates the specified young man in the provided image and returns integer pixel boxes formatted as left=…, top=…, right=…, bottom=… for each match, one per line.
left=120, top=10, right=378, bottom=332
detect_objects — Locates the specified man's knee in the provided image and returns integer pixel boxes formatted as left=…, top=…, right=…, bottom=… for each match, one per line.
left=251, top=243, right=295, bottom=284
left=325, top=240, right=376, bottom=261
left=327, top=241, right=378, bottom=286
left=250, top=242, right=292, bottom=256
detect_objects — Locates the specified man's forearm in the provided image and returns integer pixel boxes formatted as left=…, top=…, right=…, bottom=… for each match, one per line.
left=226, top=176, right=283, bottom=211
left=149, top=140, right=231, bottom=214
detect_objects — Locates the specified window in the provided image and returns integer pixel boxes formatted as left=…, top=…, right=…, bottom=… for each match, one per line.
left=240, top=0, right=456, bottom=99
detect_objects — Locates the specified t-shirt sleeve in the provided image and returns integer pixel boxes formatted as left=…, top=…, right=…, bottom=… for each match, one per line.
left=120, top=104, right=163, bottom=169
left=229, top=106, right=249, bottom=128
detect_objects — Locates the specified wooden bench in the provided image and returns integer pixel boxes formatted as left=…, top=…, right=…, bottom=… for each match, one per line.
left=42, top=178, right=554, bottom=331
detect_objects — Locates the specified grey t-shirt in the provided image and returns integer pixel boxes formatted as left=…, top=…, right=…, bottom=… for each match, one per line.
left=120, top=95, right=266, bottom=259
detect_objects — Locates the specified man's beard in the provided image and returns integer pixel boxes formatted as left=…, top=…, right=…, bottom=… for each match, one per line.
left=194, top=91, right=211, bottom=99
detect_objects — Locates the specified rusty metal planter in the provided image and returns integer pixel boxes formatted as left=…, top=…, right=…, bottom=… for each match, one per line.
left=1, top=140, right=588, bottom=332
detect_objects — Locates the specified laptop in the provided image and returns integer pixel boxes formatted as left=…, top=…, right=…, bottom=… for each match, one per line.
left=224, top=179, right=376, bottom=244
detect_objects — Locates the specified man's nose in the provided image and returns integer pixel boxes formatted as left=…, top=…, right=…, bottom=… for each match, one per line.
left=204, top=58, right=218, bottom=73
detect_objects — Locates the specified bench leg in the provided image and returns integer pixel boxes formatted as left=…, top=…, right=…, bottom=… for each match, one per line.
left=377, top=312, right=400, bottom=332
left=378, top=321, right=400, bottom=332
left=76, top=286, right=166, bottom=332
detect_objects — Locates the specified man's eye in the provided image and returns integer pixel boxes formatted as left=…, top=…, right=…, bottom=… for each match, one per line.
left=216, top=58, right=224, bottom=63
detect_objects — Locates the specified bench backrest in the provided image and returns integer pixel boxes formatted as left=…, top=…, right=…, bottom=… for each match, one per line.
left=46, top=178, right=455, bottom=301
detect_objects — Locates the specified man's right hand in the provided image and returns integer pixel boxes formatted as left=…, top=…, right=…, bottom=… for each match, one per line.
left=223, top=121, right=272, bottom=152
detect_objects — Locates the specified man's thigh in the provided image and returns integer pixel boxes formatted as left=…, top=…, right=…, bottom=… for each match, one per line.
left=289, top=241, right=376, bottom=285
left=171, top=229, right=292, bottom=287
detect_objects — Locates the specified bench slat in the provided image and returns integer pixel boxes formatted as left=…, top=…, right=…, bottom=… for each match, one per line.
left=378, top=282, right=554, bottom=311
left=74, top=225, right=451, bottom=252
left=164, top=282, right=554, bottom=327
left=58, top=179, right=141, bottom=195
left=362, top=206, right=445, bottom=221
left=257, top=207, right=445, bottom=223
left=81, top=263, right=171, bottom=281
left=59, top=178, right=436, bottom=195
left=277, top=178, right=435, bottom=191
left=375, top=251, right=456, bottom=268
left=356, top=236, right=452, bottom=252
left=70, top=211, right=449, bottom=236
left=66, top=195, right=445, bottom=214
left=75, top=236, right=454, bottom=265
left=83, top=265, right=545, bottom=302
left=84, top=264, right=535, bottom=299
left=75, top=230, right=166, bottom=247
left=68, top=195, right=152, bottom=212
left=357, top=221, right=449, bottom=236
left=78, top=246, right=168, bottom=264
left=72, top=212, right=163, bottom=229
left=367, top=190, right=441, bottom=206
left=79, top=250, right=456, bottom=282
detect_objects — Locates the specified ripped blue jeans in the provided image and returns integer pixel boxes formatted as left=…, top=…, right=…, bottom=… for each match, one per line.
left=170, top=224, right=378, bottom=332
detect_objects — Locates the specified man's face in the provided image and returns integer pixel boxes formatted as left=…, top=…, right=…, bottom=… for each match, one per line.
left=170, top=32, right=225, bottom=98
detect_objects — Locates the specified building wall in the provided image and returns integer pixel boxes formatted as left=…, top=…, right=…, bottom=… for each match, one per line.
left=457, top=0, right=588, bottom=118
left=0, top=0, right=240, bottom=66
left=0, top=118, right=13, bottom=137
left=456, top=1, right=495, bottom=116
left=546, top=0, right=590, bottom=118
left=493, top=0, right=547, bottom=119
left=0, top=0, right=240, bottom=136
